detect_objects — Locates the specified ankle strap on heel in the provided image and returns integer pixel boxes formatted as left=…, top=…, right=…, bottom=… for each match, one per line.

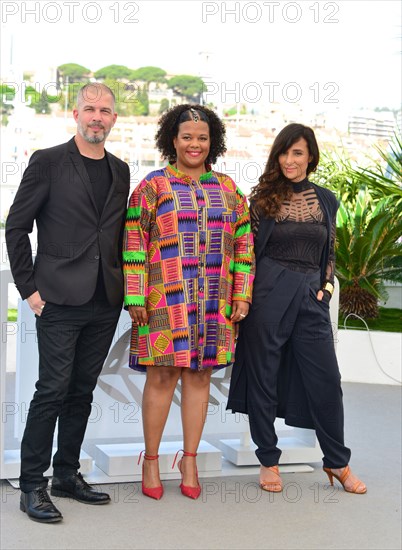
left=138, top=450, right=159, bottom=465
left=172, top=449, right=197, bottom=469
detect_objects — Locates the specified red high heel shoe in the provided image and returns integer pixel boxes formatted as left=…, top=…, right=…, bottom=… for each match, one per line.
left=138, top=451, right=164, bottom=500
left=323, top=466, right=367, bottom=494
left=172, top=450, right=201, bottom=500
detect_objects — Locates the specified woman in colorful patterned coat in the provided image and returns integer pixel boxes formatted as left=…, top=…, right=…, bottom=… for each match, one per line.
left=123, top=105, right=255, bottom=500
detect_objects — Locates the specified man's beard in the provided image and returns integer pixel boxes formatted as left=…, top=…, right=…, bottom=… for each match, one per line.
left=78, top=122, right=110, bottom=144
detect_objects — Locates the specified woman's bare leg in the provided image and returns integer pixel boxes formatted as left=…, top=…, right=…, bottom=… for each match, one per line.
left=179, top=367, right=213, bottom=486
left=142, top=366, right=181, bottom=487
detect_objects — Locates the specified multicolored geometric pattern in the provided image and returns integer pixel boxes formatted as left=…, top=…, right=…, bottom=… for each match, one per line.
left=123, top=164, right=255, bottom=371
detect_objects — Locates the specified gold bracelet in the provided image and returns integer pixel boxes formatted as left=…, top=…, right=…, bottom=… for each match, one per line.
left=322, top=282, right=334, bottom=296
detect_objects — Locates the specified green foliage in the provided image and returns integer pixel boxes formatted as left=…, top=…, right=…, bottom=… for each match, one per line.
left=338, top=307, right=402, bottom=333
left=224, top=107, right=237, bottom=116
left=102, top=79, right=149, bottom=116
left=167, top=75, right=205, bottom=102
left=29, top=90, right=51, bottom=114
left=58, top=63, right=91, bottom=80
left=134, top=85, right=149, bottom=116
left=56, top=64, right=91, bottom=110
left=223, top=104, right=248, bottom=116
left=7, top=309, right=17, bottom=322
left=314, top=134, right=402, bottom=212
left=24, top=87, right=59, bottom=114
left=317, top=135, right=402, bottom=319
left=48, top=63, right=207, bottom=113
left=159, top=98, right=169, bottom=114
left=0, top=84, right=15, bottom=123
left=131, top=66, right=167, bottom=85
left=1, top=84, right=16, bottom=99
left=94, top=65, right=133, bottom=81
left=351, top=133, right=402, bottom=206
left=335, top=192, right=402, bottom=317
left=312, top=149, right=364, bottom=208
left=24, top=86, right=41, bottom=110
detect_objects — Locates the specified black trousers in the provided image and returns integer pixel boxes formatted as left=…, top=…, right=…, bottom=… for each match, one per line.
left=240, top=257, right=351, bottom=469
left=19, top=300, right=121, bottom=492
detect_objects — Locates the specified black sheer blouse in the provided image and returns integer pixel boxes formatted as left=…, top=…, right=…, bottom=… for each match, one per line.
left=250, top=179, right=335, bottom=285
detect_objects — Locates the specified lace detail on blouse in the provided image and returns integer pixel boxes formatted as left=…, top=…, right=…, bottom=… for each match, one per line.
left=251, top=180, right=335, bottom=283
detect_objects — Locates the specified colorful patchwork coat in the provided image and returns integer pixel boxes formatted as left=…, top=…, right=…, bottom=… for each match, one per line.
left=123, top=164, right=255, bottom=371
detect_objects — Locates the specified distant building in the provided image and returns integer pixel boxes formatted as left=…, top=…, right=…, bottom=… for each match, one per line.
left=348, top=110, right=396, bottom=140
left=396, top=111, right=402, bottom=134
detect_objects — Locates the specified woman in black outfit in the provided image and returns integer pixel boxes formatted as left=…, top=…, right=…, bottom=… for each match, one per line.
left=227, top=123, right=366, bottom=494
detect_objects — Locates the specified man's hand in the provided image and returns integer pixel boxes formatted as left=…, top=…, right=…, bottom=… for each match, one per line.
left=27, top=291, right=46, bottom=316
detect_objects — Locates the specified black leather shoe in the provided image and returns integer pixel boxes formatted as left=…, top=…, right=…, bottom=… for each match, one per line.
left=20, top=488, right=63, bottom=523
left=50, top=472, right=110, bottom=505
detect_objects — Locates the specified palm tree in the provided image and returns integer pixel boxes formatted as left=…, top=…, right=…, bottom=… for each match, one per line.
left=352, top=133, right=402, bottom=207
left=315, top=134, right=402, bottom=318
left=335, top=191, right=402, bottom=318
left=314, top=149, right=364, bottom=207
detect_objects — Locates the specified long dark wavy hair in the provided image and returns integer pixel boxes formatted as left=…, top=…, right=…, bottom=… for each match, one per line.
left=250, top=123, right=320, bottom=217
left=155, top=104, right=227, bottom=165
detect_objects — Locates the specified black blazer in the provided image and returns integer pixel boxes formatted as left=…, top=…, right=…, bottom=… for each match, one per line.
left=6, top=138, right=130, bottom=306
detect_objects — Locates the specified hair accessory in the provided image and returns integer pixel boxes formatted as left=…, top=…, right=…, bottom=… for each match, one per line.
left=190, top=108, right=200, bottom=123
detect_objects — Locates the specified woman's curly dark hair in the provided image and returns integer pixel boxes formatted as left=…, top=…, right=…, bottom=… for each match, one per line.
left=250, top=123, right=320, bottom=217
left=155, top=104, right=227, bottom=165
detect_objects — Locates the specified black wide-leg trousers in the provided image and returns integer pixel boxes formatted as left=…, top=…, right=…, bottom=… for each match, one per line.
left=19, top=300, right=121, bottom=492
left=240, top=257, right=351, bottom=469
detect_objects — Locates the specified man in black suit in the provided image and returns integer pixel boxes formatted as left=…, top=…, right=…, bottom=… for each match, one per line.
left=6, top=83, right=130, bottom=523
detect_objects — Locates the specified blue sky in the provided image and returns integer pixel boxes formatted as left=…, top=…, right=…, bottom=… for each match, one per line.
left=1, top=0, right=401, bottom=111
